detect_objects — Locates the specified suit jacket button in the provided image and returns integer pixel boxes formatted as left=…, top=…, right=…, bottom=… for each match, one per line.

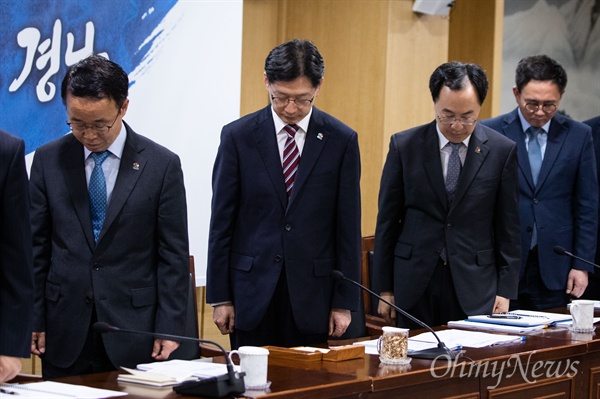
left=85, top=296, right=93, bottom=304
left=526, top=226, right=533, bottom=232
left=285, top=224, right=292, bottom=231
left=275, top=255, right=282, bottom=262
left=93, top=262, right=100, bottom=271
left=533, top=198, right=539, bottom=204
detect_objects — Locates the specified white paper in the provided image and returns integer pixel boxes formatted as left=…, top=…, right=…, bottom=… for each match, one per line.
left=137, top=359, right=240, bottom=380
left=448, top=319, right=548, bottom=333
left=410, top=329, right=523, bottom=348
left=1, top=381, right=127, bottom=398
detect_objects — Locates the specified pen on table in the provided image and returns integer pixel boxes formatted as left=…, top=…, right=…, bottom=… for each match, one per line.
left=0, top=387, right=19, bottom=395
left=487, top=314, right=521, bottom=319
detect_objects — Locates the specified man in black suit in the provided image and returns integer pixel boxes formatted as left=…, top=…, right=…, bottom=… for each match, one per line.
left=207, top=39, right=361, bottom=349
left=582, top=114, right=600, bottom=300
left=0, top=130, right=33, bottom=382
left=373, top=62, right=521, bottom=328
left=29, top=55, right=190, bottom=378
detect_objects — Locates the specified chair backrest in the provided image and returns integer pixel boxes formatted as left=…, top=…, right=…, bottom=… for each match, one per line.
left=361, top=236, right=385, bottom=334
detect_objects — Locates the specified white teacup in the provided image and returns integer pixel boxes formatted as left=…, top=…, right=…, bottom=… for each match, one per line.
left=228, top=346, right=270, bottom=389
left=570, top=299, right=596, bottom=333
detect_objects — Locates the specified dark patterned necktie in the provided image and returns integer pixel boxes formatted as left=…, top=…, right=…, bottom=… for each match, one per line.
left=283, top=124, right=300, bottom=197
left=445, top=142, right=463, bottom=204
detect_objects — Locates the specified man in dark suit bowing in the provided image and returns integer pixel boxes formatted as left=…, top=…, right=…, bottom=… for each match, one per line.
left=30, top=55, right=189, bottom=378
left=0, top=130, right=33, bottom=382
left=207, top=39, right=361, bottom=349
left=373, top=62, right=521, bottom=328
left=481, top=55, right=598, bottom=310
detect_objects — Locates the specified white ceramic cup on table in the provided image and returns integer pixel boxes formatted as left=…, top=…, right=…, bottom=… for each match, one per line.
left=228, top=346, right=270, bottom=389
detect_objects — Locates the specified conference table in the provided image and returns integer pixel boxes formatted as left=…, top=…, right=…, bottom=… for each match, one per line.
left=21, top=310, right=600, bottom=399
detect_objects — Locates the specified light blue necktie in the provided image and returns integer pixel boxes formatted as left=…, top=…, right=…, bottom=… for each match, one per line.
left=89, top=151, right=110, bottom=242
left=527, top=127, right=542, bottom=248
left=527, top=127, right=542, bottom=186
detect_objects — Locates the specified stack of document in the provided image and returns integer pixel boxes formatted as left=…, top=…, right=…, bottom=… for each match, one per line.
left=448, top=309, right=573, bottom=333
left=117, top=359, right=240, bottom=387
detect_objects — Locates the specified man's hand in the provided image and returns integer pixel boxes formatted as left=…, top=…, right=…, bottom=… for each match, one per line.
left=328, top=309, right=351, bottom=337
left=0, top=356, right=22, bottom=383
left=492, top=295, right=510, bottom=313
left=213, top=304, right=235, bottom=334
left=566, top=269, right=588, bottom=298
left=31, top=332, right=45, bottom=355
left=151, top=339, right=180, bottom=360
left=378, top=292, right=397, bottom=325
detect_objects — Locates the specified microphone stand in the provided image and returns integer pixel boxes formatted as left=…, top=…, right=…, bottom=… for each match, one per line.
left=331, top=271, right=456, bottom=360
left=93, top=322, right=245, bottom=397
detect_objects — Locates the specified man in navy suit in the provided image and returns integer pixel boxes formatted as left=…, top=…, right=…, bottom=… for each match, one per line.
left=0, top=130, right=33, bottom=382
left=30, top=55, right=190, bottom=378
left=481, top=55, right=598, bottom=310
left=372, top=62, right=521, bottom=328
left=582, top=115, right=600, bottom=300
left=207, top=39, right=361, bottom=349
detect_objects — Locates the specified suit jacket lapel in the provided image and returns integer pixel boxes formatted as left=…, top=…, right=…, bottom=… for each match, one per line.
left=252, top=107, right=288, bottom=211
left=60, top=136, right=96, bottom=250
left=451, top=125, right=489, bottom=211
left=422, top=123, right=447, bottom=208
left=537, top=117, right=567, bottom=190
left=288, top=108, right=328, bottom=211
left=100, top=125, right=146, bottom=243
left=502, top=110, right=535, bottom=190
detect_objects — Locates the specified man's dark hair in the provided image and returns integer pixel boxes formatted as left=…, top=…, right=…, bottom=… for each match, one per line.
left=61, top=54, right=129, bottom=108
left=264, top=39, right=324, bottom=88
left=429, top=61, right=489, bottom=105
left=515, top=54, right=567, bottom=94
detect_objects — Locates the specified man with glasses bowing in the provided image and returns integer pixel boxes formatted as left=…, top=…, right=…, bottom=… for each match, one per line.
left=207, top=39, right=361, bottom=349
left=481, top=55, right=598, bottom=310
left=30, top=55, right=190, bottom=378
left=373, top=62, right=521, bottom=329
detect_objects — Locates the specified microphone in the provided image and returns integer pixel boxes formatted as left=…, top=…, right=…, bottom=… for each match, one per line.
left=330, top=270, right=456, bottom=360
left=553, top=246, right=600, bottom=270
left=93, top=322, right=245, bottom=398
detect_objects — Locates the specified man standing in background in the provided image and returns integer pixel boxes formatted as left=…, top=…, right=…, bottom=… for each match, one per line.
left=373, top=62, right=520, bottom=328
left=30, top=55, right=190, bottom=378
left=207, top=39, right=361, bottom=349
left=481, top=55, right=598, bottom=310
left=0, top=130, right=33, bottom=382
left=582, top=114, right=600, bottom=300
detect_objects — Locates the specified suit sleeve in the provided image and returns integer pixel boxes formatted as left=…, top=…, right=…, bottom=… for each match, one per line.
left=206, top=126, right=239, bottom=304
left=0, top=137, right=33, bottom=357
left=572, top=127, right=598, bottom=271
left=332, top=131, right=361, bottom=310
left=494, top=143, right=521, bottom=299
left=372, top=136, right=405, bottom=294
left=154, top=154, right=190, bottom=335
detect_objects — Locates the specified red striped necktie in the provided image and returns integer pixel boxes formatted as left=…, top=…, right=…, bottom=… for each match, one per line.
left=283, top=124, right=300, bottom=197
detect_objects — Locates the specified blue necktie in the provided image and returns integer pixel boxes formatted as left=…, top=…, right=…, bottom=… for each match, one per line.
left=527, top=127, right=542, bottom=186
left=89, top=151, right=110, bottom=241
left=527, top=127, right=543, bottom=248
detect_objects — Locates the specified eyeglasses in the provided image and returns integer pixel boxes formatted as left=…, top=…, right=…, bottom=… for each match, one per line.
left=436, top=115, right=477, bottom=126
left=524, top=102, right=557, bottom=114
left=270, top=95, right=314, bottom=109
left=67, top=111, right=120, bottom=134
